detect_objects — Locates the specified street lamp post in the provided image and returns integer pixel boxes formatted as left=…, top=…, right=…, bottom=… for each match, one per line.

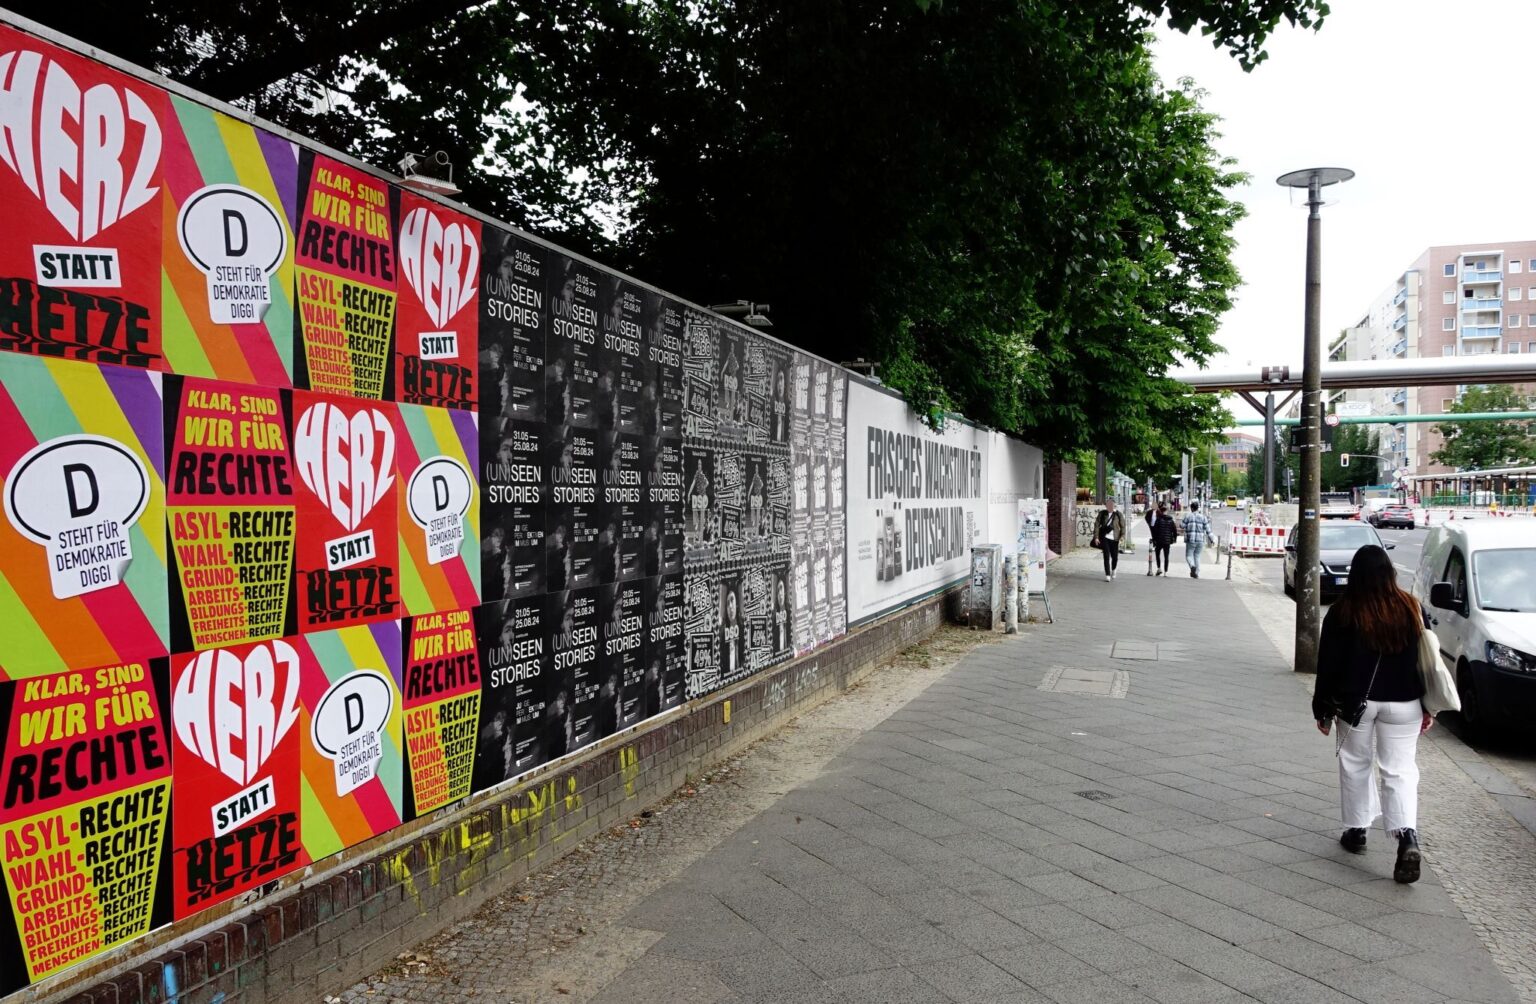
left=1278, top=167, right=1354, bottom=674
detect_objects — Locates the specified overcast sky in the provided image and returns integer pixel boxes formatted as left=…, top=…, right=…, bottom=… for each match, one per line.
left=1151, top=0, right=1536, bottom=397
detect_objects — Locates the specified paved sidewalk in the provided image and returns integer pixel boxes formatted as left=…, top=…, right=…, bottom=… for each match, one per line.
left=586, top=548, right=1520, bottom=1004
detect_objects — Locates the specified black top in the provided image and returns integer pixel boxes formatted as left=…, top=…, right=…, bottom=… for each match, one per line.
left=1312, top=605, right=1424, bottom=722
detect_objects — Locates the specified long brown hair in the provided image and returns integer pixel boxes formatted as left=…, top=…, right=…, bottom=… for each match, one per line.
left=1330, top=545, right=1421, bottom=653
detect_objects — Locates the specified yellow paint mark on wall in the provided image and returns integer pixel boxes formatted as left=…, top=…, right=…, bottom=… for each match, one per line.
left=619, top=746, right=640, bottom=798
left=723, top=700, right=731, bottom=724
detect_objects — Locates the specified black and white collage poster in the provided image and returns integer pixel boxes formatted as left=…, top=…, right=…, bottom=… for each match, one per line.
left=548, top=253, right=601, bottom=429
left=472, top=596, right=549, bottom=794
left=548, top=588, right=600, bottom=750
left=548, top=425, right=600, bottom=591
left=598, top=276, right=645, bottom=434
left=482, top=419, right=544, bottom=601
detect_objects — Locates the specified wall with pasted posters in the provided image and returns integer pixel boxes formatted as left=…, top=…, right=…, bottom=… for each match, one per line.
left=0, top=15, right=1022, bottom=998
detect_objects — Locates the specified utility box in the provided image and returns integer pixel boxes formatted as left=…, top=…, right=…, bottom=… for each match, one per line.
left=968, top=544, right=1002, bottom=630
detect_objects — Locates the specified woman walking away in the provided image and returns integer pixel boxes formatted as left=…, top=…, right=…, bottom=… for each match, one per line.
left=1090, top=499, right=1126, bottom=582
left=1312, top=544, right=1432, bottom=884
left=1148, top=503, right=1177, bottom=576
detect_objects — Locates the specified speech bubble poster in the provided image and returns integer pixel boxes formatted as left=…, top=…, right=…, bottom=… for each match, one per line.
left=165, top=376, right=297, bottom=652
left=394, top=192, right=478, bottom=410
left=299, top=622, right=403, bottom=862
left=0, top=660, right=173, bottom=995
left=291, top=391, right=401, bottom=632
left=168, top=638, right=308, bottom=919
left=0, top=24, right=168, bottom=371
left=293, top=152, right=398, bottom=400
left=401, top=609, right=480, bottom=820
left=392, top=403, right=479, bottom=616
left=161, top=96, right=299, bottom=386
left=0, top=354, right=168, bottom=679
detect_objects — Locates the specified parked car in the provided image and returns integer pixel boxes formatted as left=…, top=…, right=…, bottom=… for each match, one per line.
left=1369, top=504, right=1416, bottom=530
left=1283, top=522, right=1393, bottom=602
left=1225, top=495, right=1239, bottom=509
left=1414, top=521, right=1536, bottom=739
left=1235, top=497, right=1249, bottom=511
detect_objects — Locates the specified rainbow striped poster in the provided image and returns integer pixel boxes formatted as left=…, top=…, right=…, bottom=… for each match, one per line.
left=393, top=404, right=480, bottom=615
left=0, top=355, right=168, bottom=678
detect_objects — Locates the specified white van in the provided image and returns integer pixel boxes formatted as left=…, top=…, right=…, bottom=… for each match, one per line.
left=1415, top=520, right=1536, bottom=738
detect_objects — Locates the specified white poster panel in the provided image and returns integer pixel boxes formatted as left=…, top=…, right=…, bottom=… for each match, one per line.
left=845, top=380, right=988, bottom=625
left=1017, top=498, right=1049, bottom=594
left=987, top=432, right=1043, bottom=553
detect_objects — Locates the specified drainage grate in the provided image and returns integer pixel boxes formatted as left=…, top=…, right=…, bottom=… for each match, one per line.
left=1075, top=790, right=1116, bottom=801
left=1110, top=641, right=1158, bottom=661
left=1038, top=666, right=1130, bottom=698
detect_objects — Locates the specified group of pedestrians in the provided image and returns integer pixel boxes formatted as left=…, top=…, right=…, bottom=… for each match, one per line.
left=1089, top=499, right=1218, bottom=581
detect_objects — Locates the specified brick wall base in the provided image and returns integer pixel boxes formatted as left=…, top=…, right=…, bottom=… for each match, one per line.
left=40, top=591, right=955, bottom=1004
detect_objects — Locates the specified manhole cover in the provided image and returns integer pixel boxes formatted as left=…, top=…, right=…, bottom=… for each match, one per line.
left=1075, top=790, right=1116, bottom=801
left=1110, top=641, right=1158, bottom=661
left=1038, top=667, right=1130, bottom=698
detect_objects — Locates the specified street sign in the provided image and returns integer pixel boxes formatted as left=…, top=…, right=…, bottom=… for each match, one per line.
left=1337, top=401, right=1370, bottom=417
left=1324, top=414, right=1341, bottom=427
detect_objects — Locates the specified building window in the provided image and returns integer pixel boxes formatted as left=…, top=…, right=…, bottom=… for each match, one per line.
left=1442, top=346, right=1456, bottom=356
left=1514, top=260, right=1525, bottom=274
left=1443, top=317, right=1455, bottom=330
left=1441, top=398, right=1456, bottom=412
left=1513, top=288, right=1524, bottom=301
left=1512, top=315, right=1524, bottom=328
left=1444, top=263, right=1456, bottom=277
left=1442, top=290, right=1455, bottom=304
left=1511, top=342, right=1524, bottom=353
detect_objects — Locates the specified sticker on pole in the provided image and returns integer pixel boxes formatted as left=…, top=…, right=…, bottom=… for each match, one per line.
left=4, top=434, right=150, bottom=597
left=1302, top=508, right=1317, bottom=519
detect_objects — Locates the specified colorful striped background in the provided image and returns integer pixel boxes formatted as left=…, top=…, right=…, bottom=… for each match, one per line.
left=394, top=405, right=481, bottom=615
left=0, top=356, right=168, bottom=679
left=160, top=96, right=300, bottom=386
left=300, top=621, right=405, bottom=861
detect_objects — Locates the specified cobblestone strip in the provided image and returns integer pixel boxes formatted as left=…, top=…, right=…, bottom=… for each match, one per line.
left=334, top=627, right=999, bottom=1004
left=1231, top=551, right=1536, bottom=1003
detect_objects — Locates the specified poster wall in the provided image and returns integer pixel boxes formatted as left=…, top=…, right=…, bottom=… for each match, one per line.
left=844, top=379, right=988, bottom=626
left=401, top=609, right=480, bottom=819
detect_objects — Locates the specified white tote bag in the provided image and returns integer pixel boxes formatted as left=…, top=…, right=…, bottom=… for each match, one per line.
left=1418, top=628, right=1461, bottom=715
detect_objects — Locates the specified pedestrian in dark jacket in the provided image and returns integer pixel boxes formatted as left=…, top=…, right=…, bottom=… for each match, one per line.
left=1312, top=544, right=1431, bottom=883
left=1090, top=500, right=1126, bottom=582
left=1146, top=503, right=1177, bottom=576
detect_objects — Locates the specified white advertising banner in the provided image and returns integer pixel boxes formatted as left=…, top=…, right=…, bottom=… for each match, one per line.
left=845, top=380, right=989, bottom=625
left=987, top=433, right=1044, bottom=552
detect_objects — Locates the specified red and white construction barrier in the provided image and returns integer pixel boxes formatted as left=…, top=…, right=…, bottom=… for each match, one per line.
left=1227, top=524, right=1288, bottom=555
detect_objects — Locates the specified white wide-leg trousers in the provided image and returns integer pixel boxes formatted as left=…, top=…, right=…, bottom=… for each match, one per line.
left=1337, top=699, right=1421, bottom=836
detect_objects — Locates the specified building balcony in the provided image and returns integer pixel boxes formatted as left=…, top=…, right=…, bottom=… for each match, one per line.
left=1462, top=297, right=1502, bottom=311
left=1461, top=325, right=1502, bottom=338
left=1462, top=268, right=1502, bottom=283
left=1392, top=314, right=1408, bottom=331
left=1392, top=288, right=1407, bottom=306
left=1391, top=389, right=1407, bottom=405
left=1390, top=339, right=1407, bottom=356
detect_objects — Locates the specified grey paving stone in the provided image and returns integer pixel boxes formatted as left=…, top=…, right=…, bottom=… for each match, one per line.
left=1115, top=959, right=1240, bottom=1004
left=821, top=965, right=951, bottom=1003
left=1314, top=960, right=1453, bottom=1004
left=984, top=939, right=1104, bottom=988
left=909, top=953, right=1031, bottom=999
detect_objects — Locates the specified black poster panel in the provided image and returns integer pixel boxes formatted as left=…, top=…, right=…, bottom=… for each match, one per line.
left=599, top=431, right=645, bottom=584
left=480, top=229, right=546, bottom=428
left=742, top=561, right=792, bottom=675
left=482, top=418, right=545, bottom=602
left=682, top=444, right=715, bottom=567
left=547, top=426, right=599, bottom=592
left=600, top=579, right=646, bottom=734
left=642, top=292, right=684, bottom=439
left=546, top=254, right=600, bottom=430
left=473, top=596, right=549, bottom=793
left=711, top=445, right=745, bottom=565
left=643, top=436, right=684, bottom=578
left=597, top=275, right=645, bottom=435
left=644, top=574, right=685, bottom=718
left=549, top=588, right=600, bottom=751
left=683, top=568, right=720, bottom=699
left=718, top=567, right=747, bottom=687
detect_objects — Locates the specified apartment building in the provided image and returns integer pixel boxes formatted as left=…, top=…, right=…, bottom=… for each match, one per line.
left=1215, top=433, right=1261, bottom=476
left=1332, top=241, right=1536, bottom=475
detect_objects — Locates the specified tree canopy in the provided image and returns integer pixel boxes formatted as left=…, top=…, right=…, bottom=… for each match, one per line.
left=10, top=0, right=1331, bottom=467
left=1431, top=385, right=1536, bottom=470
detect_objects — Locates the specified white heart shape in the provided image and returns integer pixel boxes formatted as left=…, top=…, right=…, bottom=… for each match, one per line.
left=398, top=207, right=479, bottom=329
left=172, top=640, right=303, bottom=787
left=293, top=401, right=396, bottom=531
left=0, top=48, right=161, bottom=241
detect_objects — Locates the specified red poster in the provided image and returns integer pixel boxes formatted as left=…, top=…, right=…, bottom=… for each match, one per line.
left=401, top=609, right=481, bottom=819
left=294, top=152, right=398, bottom=399
left=0, top=24, right=167, bottom=369
left=0, top=660, right=173, bottom=993
left=168, top=639, right=308, bottom=918
left=166, top=377, right=297, bottom=651
left=394, top=192, right=479, bottom=410
left=291, top=391, right=401, bottom=630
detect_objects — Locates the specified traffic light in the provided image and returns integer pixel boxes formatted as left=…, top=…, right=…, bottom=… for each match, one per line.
left=1340, top=453, right=1350, bottom=467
